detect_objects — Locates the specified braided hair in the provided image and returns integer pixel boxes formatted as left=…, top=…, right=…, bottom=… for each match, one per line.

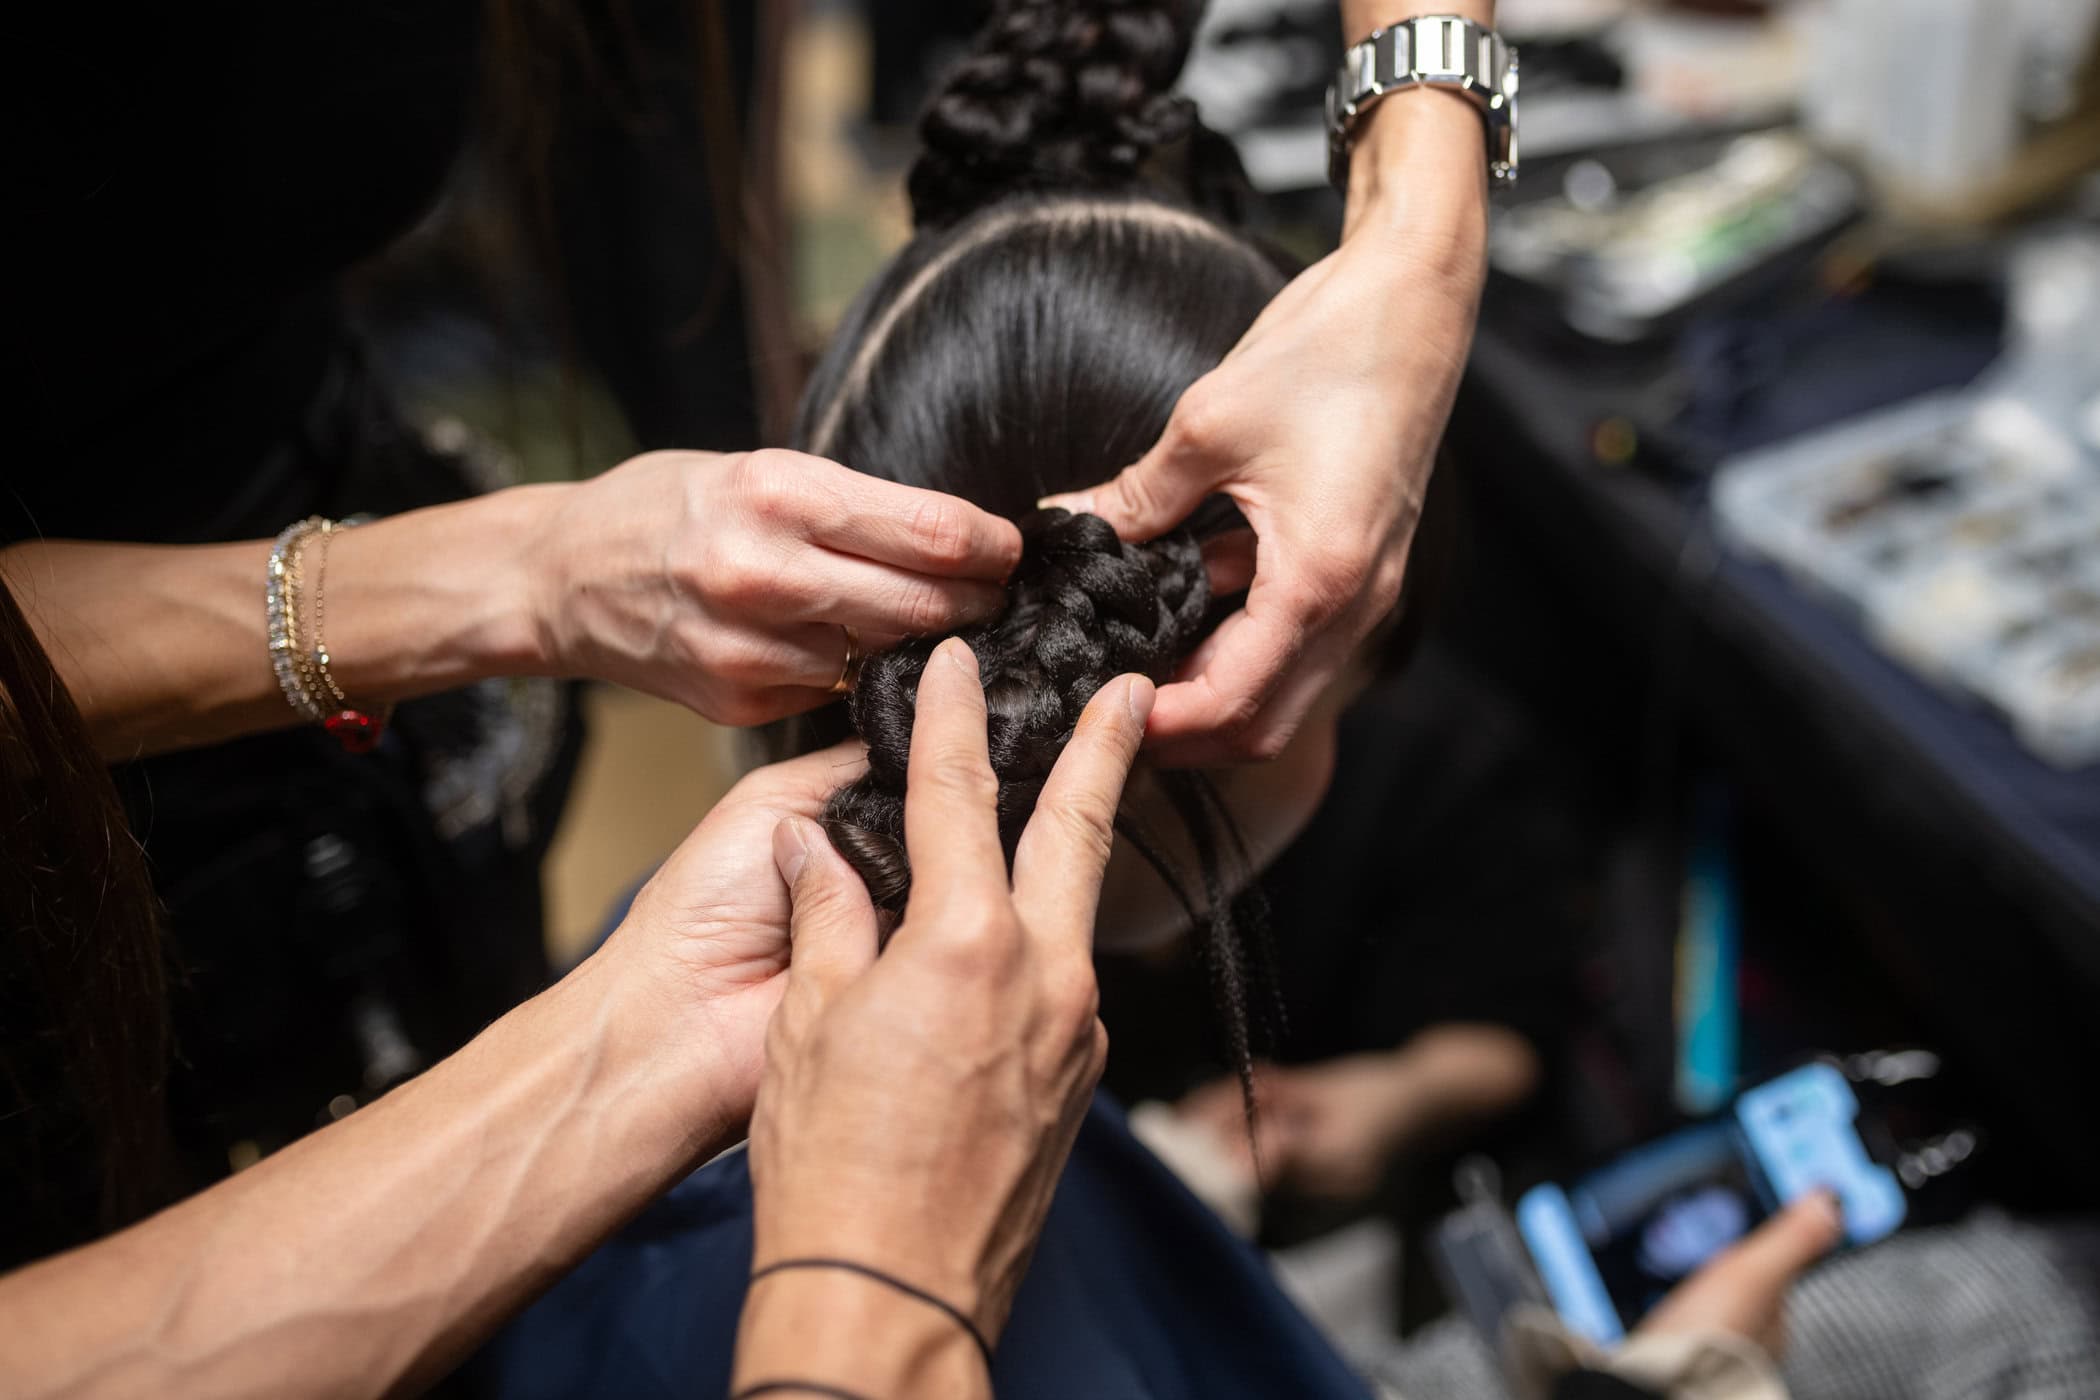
left=785, top=0, right=1289, bottom=1102
left=908, top=0, right=1204, bottom=229
left=823, top=508, right=1208, bottom=910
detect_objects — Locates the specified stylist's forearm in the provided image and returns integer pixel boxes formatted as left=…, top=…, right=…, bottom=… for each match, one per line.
left=0, top=487, right=553, bottom=758
left=1337, top=1, right=1494, bottom=249
left=0, top=951, right=733, bottom=1399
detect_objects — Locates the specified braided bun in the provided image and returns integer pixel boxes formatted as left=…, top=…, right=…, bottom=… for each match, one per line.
left=822, top=508, right=1208, bottom=911
left=909, top=0, right=1204, bottom=229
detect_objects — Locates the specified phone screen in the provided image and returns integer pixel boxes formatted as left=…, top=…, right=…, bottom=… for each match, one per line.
left=1517, top=1063, right=1908, bottom=1346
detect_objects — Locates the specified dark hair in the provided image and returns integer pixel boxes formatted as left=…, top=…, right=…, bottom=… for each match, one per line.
left=0, top=577, right=171, bottom=1267
left=779, top=0, right=1294, bottom=1095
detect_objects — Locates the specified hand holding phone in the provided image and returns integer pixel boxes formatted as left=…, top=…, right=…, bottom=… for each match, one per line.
left=1636, top=1191, right=1844, bottom=1359
left=1515, top=1062, right=1908, bottom=1344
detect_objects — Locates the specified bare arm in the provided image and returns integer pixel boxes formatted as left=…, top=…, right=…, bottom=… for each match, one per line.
left=0, top=489, right=547, bottom=759
left=0, top=954, right=723, bottom=1399
left=1, top=448, right=1023, bottom=760
left=1043, top=0, right=1495, bottom=764
left=0, top=738, right=863, bottom=1399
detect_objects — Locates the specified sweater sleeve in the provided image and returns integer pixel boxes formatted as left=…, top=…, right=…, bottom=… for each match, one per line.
left=1503, top=1306, right=1788, bottom=1400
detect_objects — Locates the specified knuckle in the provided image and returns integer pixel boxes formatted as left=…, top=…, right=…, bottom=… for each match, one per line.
left=1367, top=551, right=1409, bottom=610
left=709, top=548, right=770, bottom=612
left=1294, top=560, right=1360, bottom=623
left=929, top=749, right=999, bottom=809
left=1107, top=464, right=1162, bottom=526
left=909, top=495, right=975, bottom=570
left=895, top=577, right=956, bottom=636
left=1045, top=795, right=1118, bottom=868
left=926, top=903, right=1016, bottom=970
left=1047, top=960, right=1100, bottom=1028
left=1214, top=687, right=1265, bottom=738
left=1170, top=385, right=1228, bottom=457
left=1242, top=720, right=1296, bottom=763
left=734, top=451, right=802, bottom=524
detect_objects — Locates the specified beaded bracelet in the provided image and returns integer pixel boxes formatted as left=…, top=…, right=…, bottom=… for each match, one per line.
left=266, top=516, right=327, bottom=723
left=266, top=514, right=391, bottom=753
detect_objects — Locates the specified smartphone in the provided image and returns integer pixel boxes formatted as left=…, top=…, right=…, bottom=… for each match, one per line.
left=1513, top=1062, right=1907, bottom=1346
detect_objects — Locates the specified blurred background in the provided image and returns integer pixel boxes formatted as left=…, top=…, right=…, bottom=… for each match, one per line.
left=344, top=0, right=2100, bottom=1366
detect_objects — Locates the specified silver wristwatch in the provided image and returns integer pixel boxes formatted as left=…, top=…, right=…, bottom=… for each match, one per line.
left=1325, top=14, right=1519, bottom=190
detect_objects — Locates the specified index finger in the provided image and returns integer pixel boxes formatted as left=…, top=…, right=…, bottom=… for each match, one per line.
left=1011, top=675, right=1154, bottom=951
left=807, top=460, right=1023, bottom=580
left=900, top=638, right=1008, bottom=912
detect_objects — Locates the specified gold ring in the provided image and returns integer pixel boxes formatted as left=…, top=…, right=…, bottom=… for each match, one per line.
left=830, top=625, right=863, bottom=696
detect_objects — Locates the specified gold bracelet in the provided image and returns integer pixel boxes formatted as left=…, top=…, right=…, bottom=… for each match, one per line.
left=266, top=516, right=328, bottom=723
left=268, top=513, right=392, bottom=752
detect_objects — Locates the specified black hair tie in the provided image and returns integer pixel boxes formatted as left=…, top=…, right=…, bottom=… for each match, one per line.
left=746, top=1257, right=996, bottom=1375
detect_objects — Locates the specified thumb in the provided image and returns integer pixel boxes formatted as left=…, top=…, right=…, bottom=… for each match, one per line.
left=1724, top=1191, right=1846, bottom=1288
left=1038, top=426, right=1216, bottom=543
left=1642, top=1191, right=1842, bottom=1343
left=773, top=816, right=879, bottom=1002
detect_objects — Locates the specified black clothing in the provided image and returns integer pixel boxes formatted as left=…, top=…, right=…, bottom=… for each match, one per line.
left=7, top=4, right=577, bottom=1198
left=1100, top=643, right=1590, bottom=1105
left=11, top=2, right=481, bottom=543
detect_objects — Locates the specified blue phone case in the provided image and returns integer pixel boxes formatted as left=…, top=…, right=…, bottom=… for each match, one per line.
left=1518, top=1063, right=1908, bottom=1345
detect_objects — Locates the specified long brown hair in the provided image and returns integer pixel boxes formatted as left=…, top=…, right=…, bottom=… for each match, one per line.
left=0, top=575, right=170, bottom=1266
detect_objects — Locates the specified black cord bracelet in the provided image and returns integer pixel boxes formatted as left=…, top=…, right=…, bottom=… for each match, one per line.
left=730, top=1383, right=877, bottom=1400
left=747, top=1257, right=995, bottom=1374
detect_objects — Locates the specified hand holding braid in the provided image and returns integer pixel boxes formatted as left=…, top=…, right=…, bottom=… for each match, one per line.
left=823, top=509, right=1207, bottom=912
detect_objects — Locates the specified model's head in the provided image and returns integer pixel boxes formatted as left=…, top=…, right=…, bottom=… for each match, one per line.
left=779, top=0, right=1364, bottom=1078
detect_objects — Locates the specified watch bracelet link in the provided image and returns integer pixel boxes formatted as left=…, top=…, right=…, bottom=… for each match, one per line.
left=1326, top=14, right=1519, bottom=190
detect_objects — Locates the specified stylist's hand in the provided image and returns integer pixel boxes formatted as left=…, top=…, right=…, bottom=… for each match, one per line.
left=593, top=737, right=868, bottom=1141
left=532, top=449, right=1022, bottom=726
left=735, top=639, right=1151, bottom=1395
left=1041, top=141, right=1485, bottom=765
left=1637, top=1192, right=1844, bottom=1360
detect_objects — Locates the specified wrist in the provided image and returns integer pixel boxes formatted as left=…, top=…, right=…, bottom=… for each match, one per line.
left=315, top=483, right=568, bottom=705
left=547, top=947, right=745, bottom=1169
left=471, top=481, right=573, bottom=677
left=1342, top=92, right=1492, bottom=256
left=1336, top=6, right=1499, bottom=254
left=735, top=1269, right=989, bottom=1400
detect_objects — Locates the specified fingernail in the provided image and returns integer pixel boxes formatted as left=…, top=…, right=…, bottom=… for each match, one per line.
left=1037, top=492, right=1091, bottom=514
left=773, top=817, right=812, bottom=887
left=1125, top=674, right=1156, bottom=724
left=939, top=637, right=979, bottom=678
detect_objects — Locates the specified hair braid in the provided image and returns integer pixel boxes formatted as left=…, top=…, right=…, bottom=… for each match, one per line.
left=822, top=508, right=1207, bottom=905
left=907, top=0, right=1207, bottom=229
